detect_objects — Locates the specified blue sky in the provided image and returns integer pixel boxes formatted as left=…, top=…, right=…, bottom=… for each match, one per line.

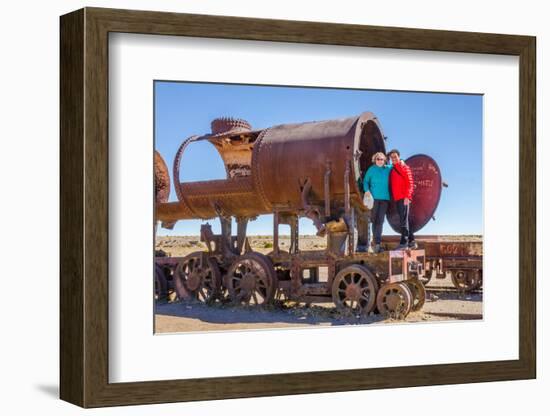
left=155, top=81, right=482, bottom=236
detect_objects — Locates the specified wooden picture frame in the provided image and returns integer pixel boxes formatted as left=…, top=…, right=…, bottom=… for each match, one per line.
left=60, top=7, right=536, bottom=408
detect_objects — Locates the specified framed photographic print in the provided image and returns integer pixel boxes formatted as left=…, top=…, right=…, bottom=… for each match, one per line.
left=60, top=7, right=536, bottom=408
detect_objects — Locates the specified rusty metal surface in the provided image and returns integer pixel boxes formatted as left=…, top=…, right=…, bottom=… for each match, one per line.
left=208, top=118, right=259, bottom=179
left=387, top=249, right=426, bottom=283
left=424, top=241, right=482, bottom=258
left=155, top=256, right=184, bottom=267
left=154, top=151, right=170, bottom=203
left=331, top=264, right=378, bottom=315
left=172, top=252, right=221, bottom=302
left=381, top=235, right=483, bottom=257
left=253, top=113, right=384, bottom=210
left=379, top=235, right=483, bottom=291
left=157, top=112, right=386, bottom=224
left=376, top=282, right=413, bottom=317
left=407, top=279, right=426, bottom=311
left=450, top=269, right=482, bottom=291
left=425, top=241, right=483, bottom=257
left=179, top=177, right=261, bottom=219
left=210, top=117, right=252, bottom=135
left=156, top=200, right=198, bottom=223
left=165, top=135, right=202, bottom=221
left=225, top=252, right=278, bottom=305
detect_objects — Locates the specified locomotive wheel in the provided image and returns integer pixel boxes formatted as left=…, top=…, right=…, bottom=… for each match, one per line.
left=226, top=252, right=278, bottom=306
left=332, top=265, right=379, bottom=316
left=407, top=279, right=426, bottom=311
left=451, top=270, right=481, bottom=292
left=174, top=252, right=221, bottom=303
left=154, top=264, right=168, bottom=300
left=376, top=282, right=413, bottom=318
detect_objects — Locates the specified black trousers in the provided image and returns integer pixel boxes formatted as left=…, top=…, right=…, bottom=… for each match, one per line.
left=396, top=198, right=415, bottom=244
left=370, top=200, right=389, bottom=245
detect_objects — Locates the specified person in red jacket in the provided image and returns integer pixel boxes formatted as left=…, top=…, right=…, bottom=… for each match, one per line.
left=388, top=149, right=417, bottom=250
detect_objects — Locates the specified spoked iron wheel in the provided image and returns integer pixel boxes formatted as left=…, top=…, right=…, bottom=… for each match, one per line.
left=332, top=265, right=379, bottom=316
left=451, top=269, right=481, bottom=292
left=407, top=279, right=426, bottom=311
left=226, top=253, right=278, bottom=306
left=174, top=252, right=221, bottom=303
left=376, top=282, right=413, bottom=319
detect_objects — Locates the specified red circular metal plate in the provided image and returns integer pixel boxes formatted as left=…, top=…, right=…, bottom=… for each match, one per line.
left=386, top=154, right=442, bottom=234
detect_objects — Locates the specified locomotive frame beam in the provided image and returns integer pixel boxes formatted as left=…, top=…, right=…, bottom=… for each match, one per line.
left=235, top=216, right=249, bottom=255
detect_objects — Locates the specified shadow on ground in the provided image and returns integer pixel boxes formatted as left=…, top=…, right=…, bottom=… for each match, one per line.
left=155, top=300, right=387, bottom=326
left=424, top=311, right=483, bottom=320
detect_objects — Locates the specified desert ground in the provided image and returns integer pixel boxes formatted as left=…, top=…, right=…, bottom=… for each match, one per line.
left=154, top=235, right=483, bottom=333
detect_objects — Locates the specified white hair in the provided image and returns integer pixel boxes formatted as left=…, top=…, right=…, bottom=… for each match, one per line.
left=371, top=152, right=387, bottom=163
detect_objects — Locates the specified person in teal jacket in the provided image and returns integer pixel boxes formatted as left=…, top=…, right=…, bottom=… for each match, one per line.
left=363, top=152, right=392, bottom=253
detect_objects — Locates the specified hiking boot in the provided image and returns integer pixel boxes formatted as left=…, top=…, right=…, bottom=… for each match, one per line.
left=408, top=240, right=418, bottom=250
left=396, top=242, right=408, bottom=250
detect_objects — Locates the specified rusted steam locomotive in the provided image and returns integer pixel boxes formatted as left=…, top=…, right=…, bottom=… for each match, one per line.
left=155, top=113, right=481, bottom=318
